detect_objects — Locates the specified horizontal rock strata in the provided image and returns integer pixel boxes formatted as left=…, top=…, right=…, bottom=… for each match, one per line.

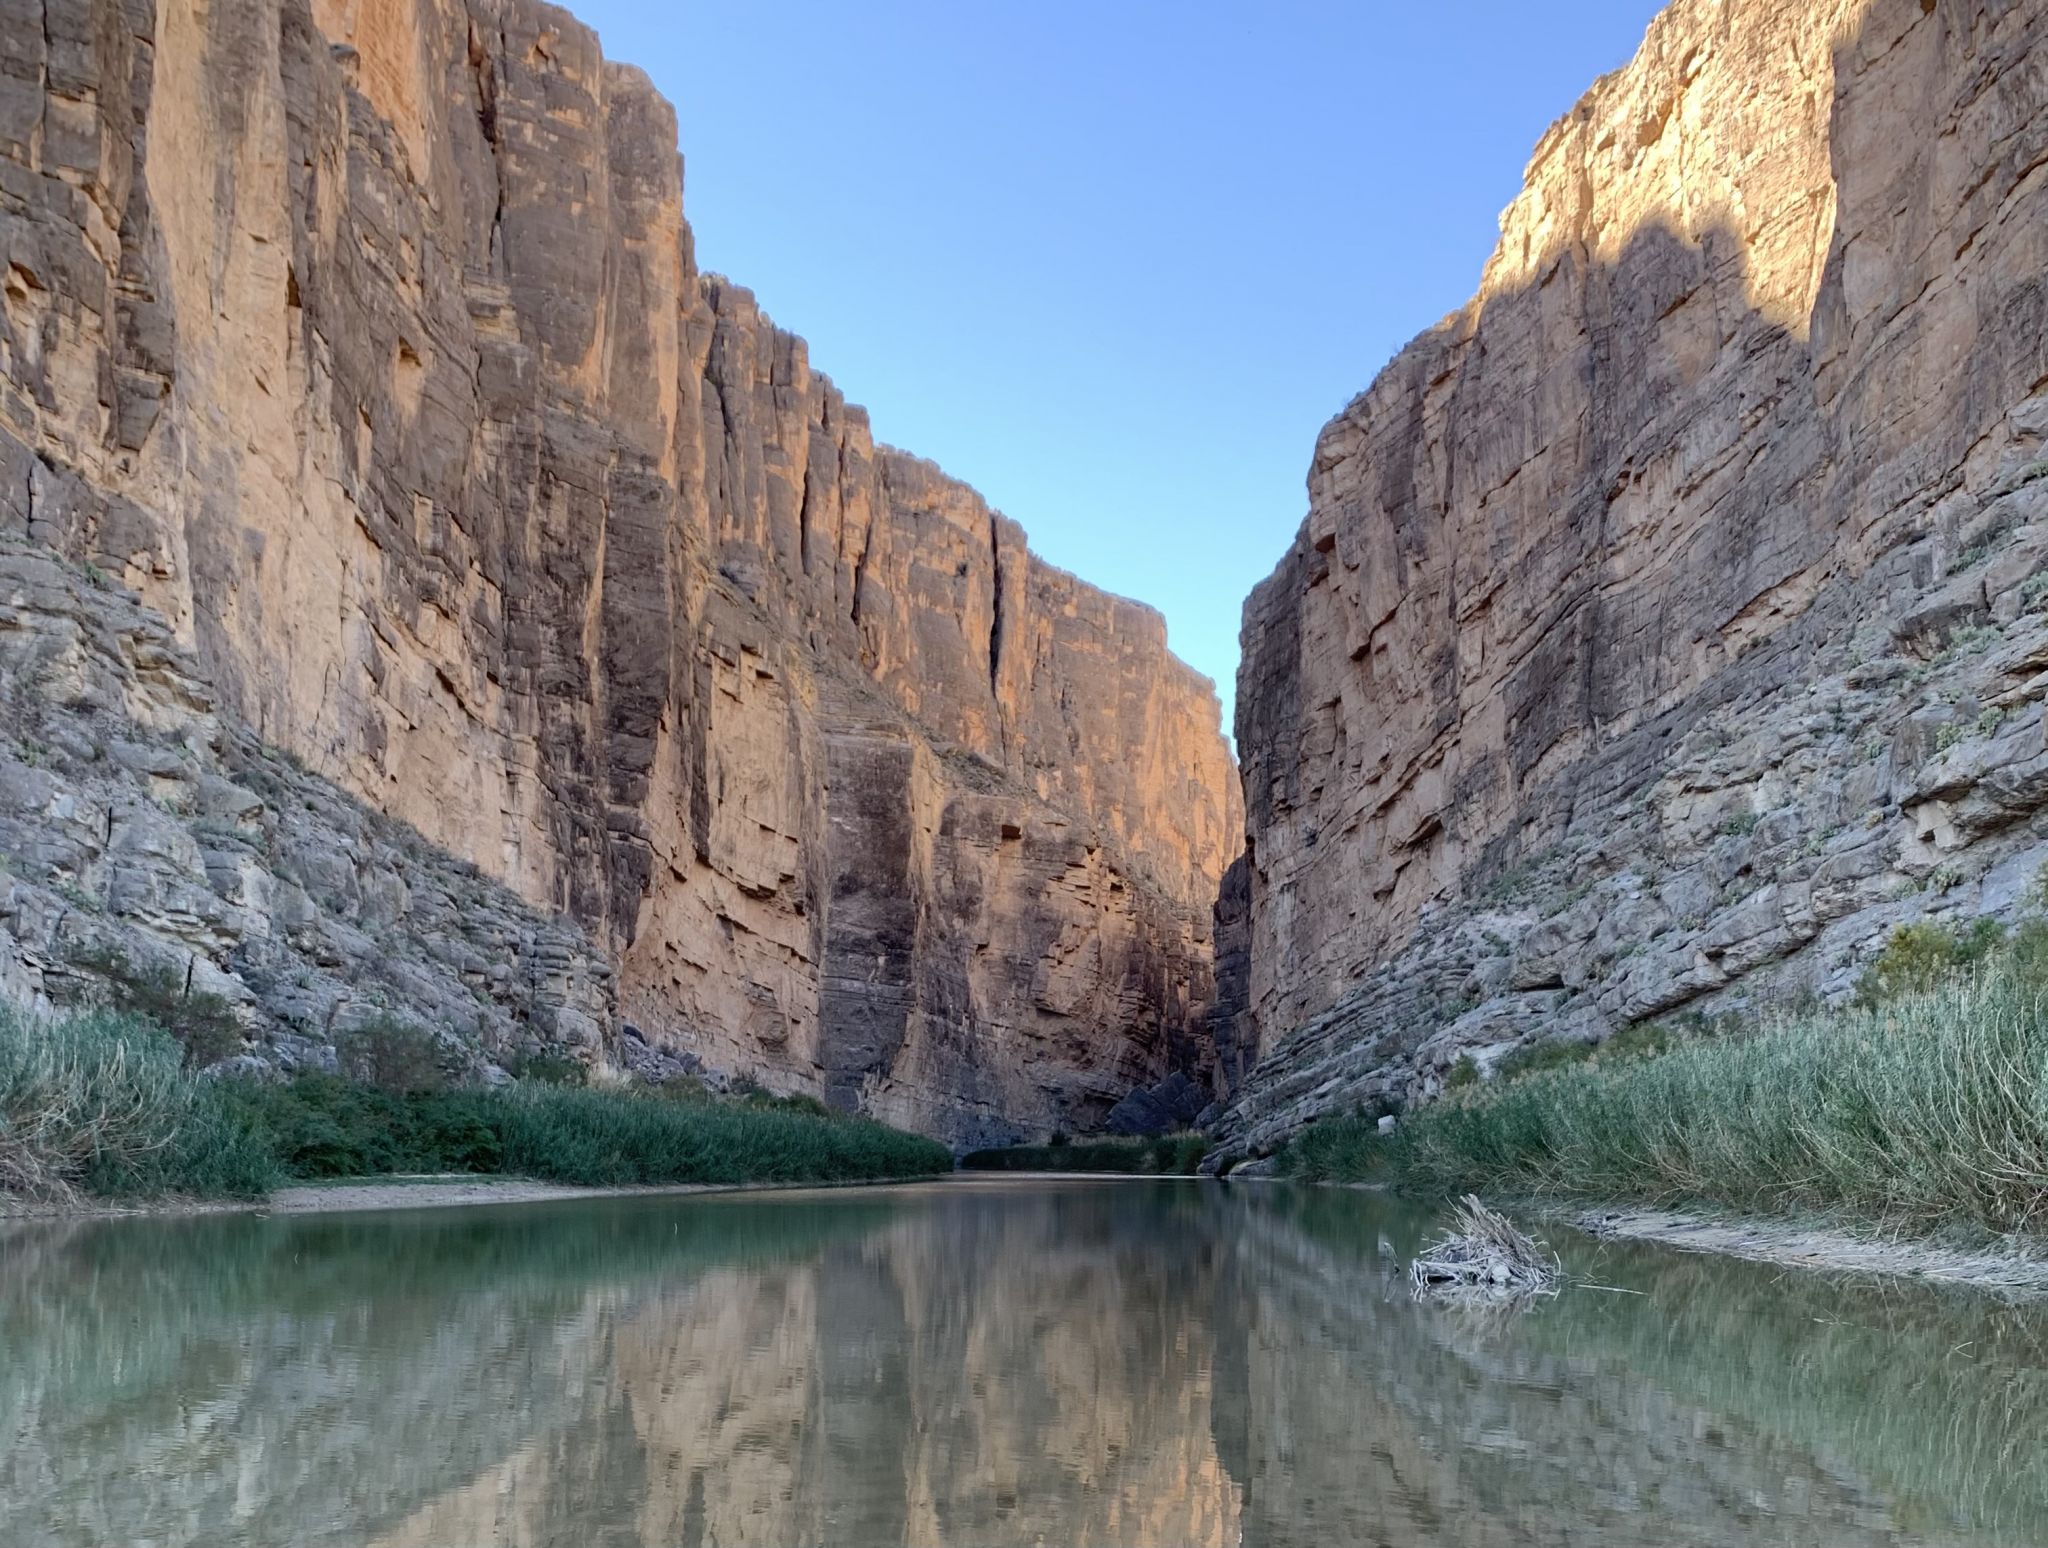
left=0, top=541, right=615, bottom=1078
left=1215, top=0, right=2048, bottom=1156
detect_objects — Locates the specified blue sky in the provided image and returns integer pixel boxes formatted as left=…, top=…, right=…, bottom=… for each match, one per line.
left=570, top=1, right=1667, bottom=738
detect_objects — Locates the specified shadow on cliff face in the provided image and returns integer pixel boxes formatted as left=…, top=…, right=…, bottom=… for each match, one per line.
left=1224, top=0, right=2048, bottom=1070
left=1222, top=213, right=1843, bottom=1080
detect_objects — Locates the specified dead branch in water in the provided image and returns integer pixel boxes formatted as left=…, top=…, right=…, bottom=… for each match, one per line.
left=1410, top=1195, right=1561, bottom=1301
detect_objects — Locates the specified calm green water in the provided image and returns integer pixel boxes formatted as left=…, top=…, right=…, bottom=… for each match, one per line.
left=5, top=1180, right=2047, bottom=1547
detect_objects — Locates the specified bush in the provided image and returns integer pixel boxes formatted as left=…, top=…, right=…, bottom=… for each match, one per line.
left=335, top=1016, right=451, bottom=1092
left=502, top=1050, right=589, bottom=1087
left=1288, top=957, right=2048, bottom=1236
left=1855, top=917, right=2006, bottom=1005
left=70, top=947, right=245, bottom=1068
left=226, top=1076, right=505, bottom=1178
left=0, top=1006, right=276, bottom=1203
left=735, top=1084, right=833, bottom=1119
left=1494, top=1019, right=1677, bottom=1083
left=961, top=1133, right=1207, bottom=1175
left=487, top=1085, right=952, bottom=1187
left=1283, top=1114, right=1384, bottom=1183
left=228, top=1076, right=951, bottom=1188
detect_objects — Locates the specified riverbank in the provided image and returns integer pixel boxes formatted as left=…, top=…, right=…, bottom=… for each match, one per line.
left=1568, top=1206, right=2048, bottom=1295
left=960, top=1134, right=1207, bottom=1174
left=7, top=1170, right=1244, bottom=1223
left=1281, top=947, right=2048, bottom=1292
left=0, top=1005, right=952, bottom=1215
left=2, top=1171, right=962, bottom=1221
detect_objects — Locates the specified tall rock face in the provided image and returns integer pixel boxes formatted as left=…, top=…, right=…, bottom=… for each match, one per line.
left=1217, top=0, right=2048, bottom=1156
left=0, top=0, right=1240, bottom=1143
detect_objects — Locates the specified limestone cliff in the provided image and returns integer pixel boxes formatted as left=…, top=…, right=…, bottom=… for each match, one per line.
left=1216, top=0, right=2048, bottom=1155
left=0, top=0, right=1240, bottom=1143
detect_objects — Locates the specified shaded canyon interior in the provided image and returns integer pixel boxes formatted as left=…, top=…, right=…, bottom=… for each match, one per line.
left=4, top=0, right=2048, bottom=1151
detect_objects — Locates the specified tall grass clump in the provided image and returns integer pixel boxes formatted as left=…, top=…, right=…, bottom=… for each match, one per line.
left=0, top=1006, right=277, bottom=1204
left=0, top=1003, right=951, bottom=1209
left=1289, top=957, right=2048, bottom=1237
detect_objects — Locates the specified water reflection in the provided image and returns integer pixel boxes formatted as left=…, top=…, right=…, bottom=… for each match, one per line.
left=4, top=1180, right=2045, bottom=1547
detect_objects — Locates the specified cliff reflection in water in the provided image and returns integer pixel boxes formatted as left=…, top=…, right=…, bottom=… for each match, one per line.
left=5, top=1181, right=2048, bottom=1547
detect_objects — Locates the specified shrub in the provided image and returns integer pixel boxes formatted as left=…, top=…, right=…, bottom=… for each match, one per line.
left=335, top=1015, right=451, bottom=1092
left=226, top=1076, right=505, bottom=1178
left=0, top=1007, right=276, bottom=1203
left=486, top=1085, right=952, bottom=1187
left=960, top=1133, right=1207, bottom=1175
left=1855, top=917, right=2006, bottom=1005
left=502, top=1049, right=589, bottom=1087
left=648, top=1073, right=714, bottom=1103
left=1494, top=1019, right=1677, bottom=1083
left=1282, top=1114, right=1379, bottom=1181
left=1492, top=1037, right=1596, bottom=1082
left=228, top=1077, right=950, bottom=1188
left=2008, top=916, right=2048, bottom=980
left=0, top=1007, right=951, bottom=1205
left=735, top=1085, right=833, bottom=1118
left=70, top=947, right=245, bottom=1068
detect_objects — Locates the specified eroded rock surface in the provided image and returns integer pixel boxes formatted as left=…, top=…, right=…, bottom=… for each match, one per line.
left=0, top=541, right=614, bottom=1077
left=1216, top=0, right=2048, bottom=1156
left=0, top=0, right=1239, bottom=1143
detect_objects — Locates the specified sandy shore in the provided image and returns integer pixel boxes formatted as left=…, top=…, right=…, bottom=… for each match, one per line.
left=267, top=1176, right=755, bottom=1214
left=1565, top=1205, right=2048, bottom=1296
left=1284, top=1180, right=2048, bottom=1296
left=268, top=1170, right=1208, bottom=1214
left=1, top=1172, right=952, bottom=1221
left=4, top=1170, right=1212, bottom=1222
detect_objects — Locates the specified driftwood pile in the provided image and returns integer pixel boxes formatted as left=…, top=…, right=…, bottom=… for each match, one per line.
left=1409, top=1196, right=1561, bottom=1301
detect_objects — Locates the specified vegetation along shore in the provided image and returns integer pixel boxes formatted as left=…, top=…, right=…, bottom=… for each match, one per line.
left=0, top=1006, right=952, bottom=1215
left=960, top=1134, right=1209, bottom=1175
left=1285, top=912, right=2048, bottom=1260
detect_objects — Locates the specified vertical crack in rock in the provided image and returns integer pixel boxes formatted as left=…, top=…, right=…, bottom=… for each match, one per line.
left=986, top=512, right=1005, bottom=712
left=848, top=513, right=872, bottom=627
left=466, top=17, right=507, bottom=259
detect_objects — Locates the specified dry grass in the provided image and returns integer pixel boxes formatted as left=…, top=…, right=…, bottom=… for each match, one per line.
left=1409, top=1195, right=1560, bottom=1300
left=0, top=1007, right=953, bottom=1210
left=0, top=1007, right=274, bottom=1205
left=1293, top=958, right=2048, bottom=1240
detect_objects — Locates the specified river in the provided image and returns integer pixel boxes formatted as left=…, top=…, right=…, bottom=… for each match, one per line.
left=4, top=1178, right=2044, bottom=1546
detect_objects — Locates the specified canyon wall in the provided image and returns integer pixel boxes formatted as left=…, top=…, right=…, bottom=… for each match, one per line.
left=0, top=0, right=1240, bottom=1143
left=1215, top=0, right=2048, bottom=1155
